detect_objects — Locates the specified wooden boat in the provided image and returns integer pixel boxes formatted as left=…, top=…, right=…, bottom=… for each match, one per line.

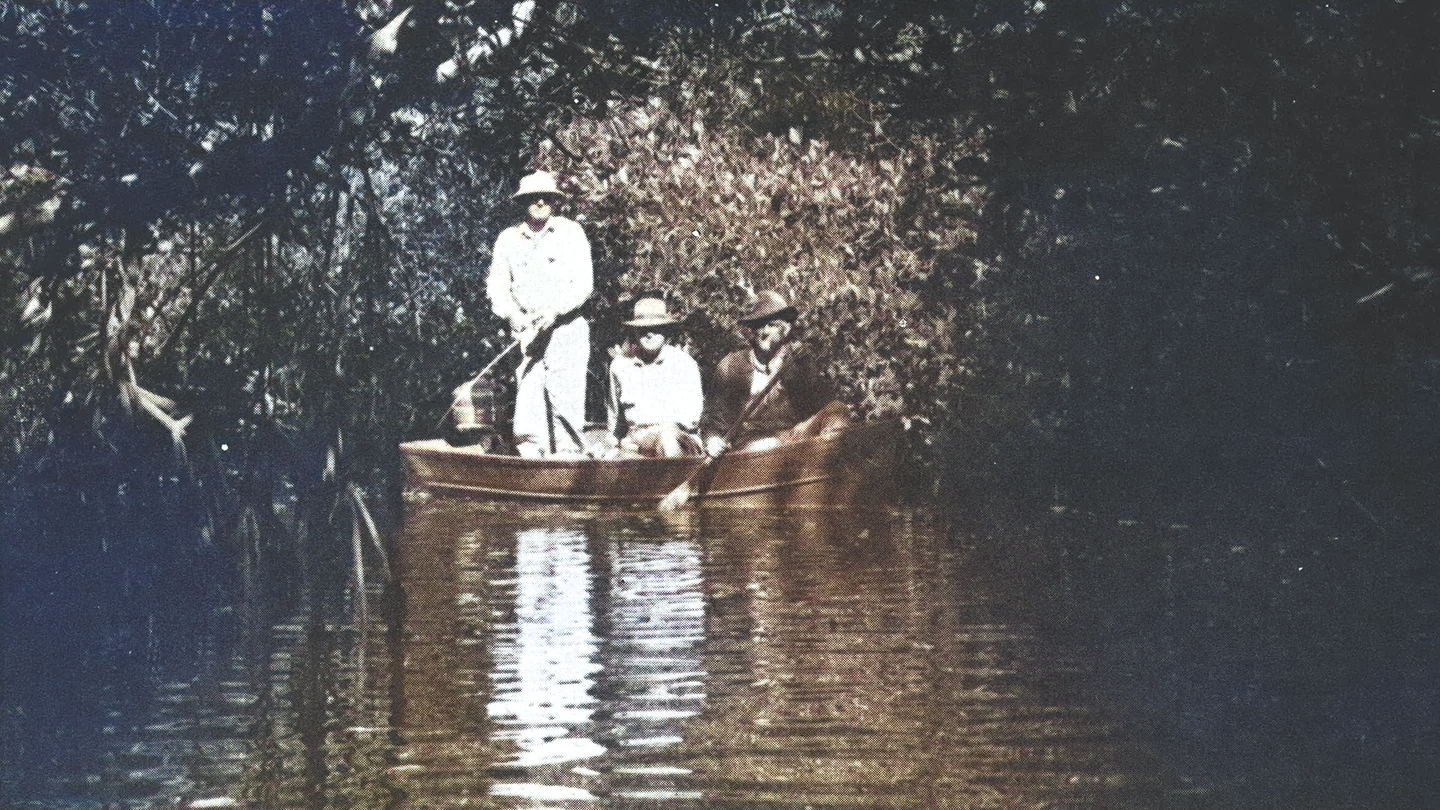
left=399, top=419, right=902, bottom=508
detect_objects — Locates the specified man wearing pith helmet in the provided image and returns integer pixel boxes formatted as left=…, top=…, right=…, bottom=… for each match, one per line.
left=606, top=296, right=704, bottom=458
left=700, top=289, right=849, bottom=454
left=486, top=170, right=593, bottom=458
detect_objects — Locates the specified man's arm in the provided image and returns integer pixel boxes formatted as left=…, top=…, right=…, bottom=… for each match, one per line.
left=675, top=350, right=704, bottom=431
left=785, top=350, right=837, bottom=420
left=700, top=353, right=746, bottom=440
left=485, top=228, right=521, bottom=326
left=548, top=218, right=593, bottom=319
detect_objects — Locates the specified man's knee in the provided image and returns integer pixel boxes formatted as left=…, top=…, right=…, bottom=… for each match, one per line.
left=621, top=423, right=697, bottom=458
left=792, top=401, right=851, bottom=439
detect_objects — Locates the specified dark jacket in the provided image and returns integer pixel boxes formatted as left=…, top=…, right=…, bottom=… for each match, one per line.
left=701, top=346, right=835, bottom=446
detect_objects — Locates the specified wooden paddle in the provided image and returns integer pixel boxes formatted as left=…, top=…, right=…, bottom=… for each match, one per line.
left=658, top=359, right=789, bottom=511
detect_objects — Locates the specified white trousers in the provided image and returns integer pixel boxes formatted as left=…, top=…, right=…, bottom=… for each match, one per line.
left=513, top=316, right=588, bottom=453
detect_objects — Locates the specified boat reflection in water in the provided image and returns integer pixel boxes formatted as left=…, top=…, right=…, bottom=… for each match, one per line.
left=385, top=500, right=1154, bottom=808
left=42, top=500, right=1157, bottom=807
left=53, top=499, right=1155, bottom=806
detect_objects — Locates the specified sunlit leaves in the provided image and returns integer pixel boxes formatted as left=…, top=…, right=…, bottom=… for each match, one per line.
left=535, top=84, right=976, bottom=433
left=0, top=165, right=65, bottom=239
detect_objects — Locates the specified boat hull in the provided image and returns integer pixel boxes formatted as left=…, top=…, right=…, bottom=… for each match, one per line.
left=400, top=420, right=902, bottom=508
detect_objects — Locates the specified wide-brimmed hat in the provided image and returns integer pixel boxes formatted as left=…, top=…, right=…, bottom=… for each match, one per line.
left=738, top=290, right=798, bottom=326
left=512, top=170, right=564, bottom=200
left=624, top=297, right=681, bottom=328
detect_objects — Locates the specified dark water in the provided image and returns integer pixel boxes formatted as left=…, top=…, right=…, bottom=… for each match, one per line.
left=3, top=495, right=1437, bottom=808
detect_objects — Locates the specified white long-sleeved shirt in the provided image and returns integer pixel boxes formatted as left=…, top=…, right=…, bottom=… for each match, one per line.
left=486, top=215, right=593, bottom=329
left=607, top=343, right=703, bottom=437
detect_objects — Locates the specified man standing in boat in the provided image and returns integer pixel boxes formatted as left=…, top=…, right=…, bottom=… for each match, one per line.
left=486, top=171, right=593, bottom=458
left=701, top=290, right=849, bottom=454
left=606, top=297, right=704, bottom=458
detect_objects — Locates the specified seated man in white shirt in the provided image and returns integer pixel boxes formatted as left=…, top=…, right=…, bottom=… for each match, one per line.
left=606, top=297, right=704, bottom=458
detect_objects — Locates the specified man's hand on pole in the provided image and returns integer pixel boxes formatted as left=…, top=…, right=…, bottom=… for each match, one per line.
left=515, top=311, right=555, bottom=355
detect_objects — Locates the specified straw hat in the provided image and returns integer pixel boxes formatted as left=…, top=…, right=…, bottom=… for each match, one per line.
left=737, top=290, right=798, bottom=326
left=624, top=297, right=681, bottom=328
left=512, top=170, right=564, bottom=200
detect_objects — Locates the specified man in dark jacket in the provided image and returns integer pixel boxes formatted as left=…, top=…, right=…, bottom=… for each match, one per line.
left=701, top=290, right=849, bottom=454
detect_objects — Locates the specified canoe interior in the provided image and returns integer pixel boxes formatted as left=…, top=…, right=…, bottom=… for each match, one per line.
left=400, top=420, right=902, bottom=509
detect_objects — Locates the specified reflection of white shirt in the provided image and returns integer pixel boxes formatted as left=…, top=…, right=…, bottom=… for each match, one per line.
left=607, top=344, right=703, bottom=436
left=488, top=528, right=604, bottom=767
left=486, top=216, right=593, bottom=329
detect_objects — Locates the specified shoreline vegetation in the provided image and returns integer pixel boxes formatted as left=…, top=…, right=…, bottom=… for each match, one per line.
left=4, top=2, right=1432, bottom=526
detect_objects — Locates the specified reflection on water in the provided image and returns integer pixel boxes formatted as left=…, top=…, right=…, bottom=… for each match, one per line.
left=490, top=527, right=605, bottom=768
left=9, top=502, right=1172, bottom=809
left=391, top=503, right=1152, bottom=809
left=595, top=527, right=709, bottom=803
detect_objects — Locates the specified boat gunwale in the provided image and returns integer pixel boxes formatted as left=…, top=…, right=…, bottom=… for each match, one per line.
left=410, top=472, right=838, bottom=504
left=398, top=426, right=868, bottom=470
